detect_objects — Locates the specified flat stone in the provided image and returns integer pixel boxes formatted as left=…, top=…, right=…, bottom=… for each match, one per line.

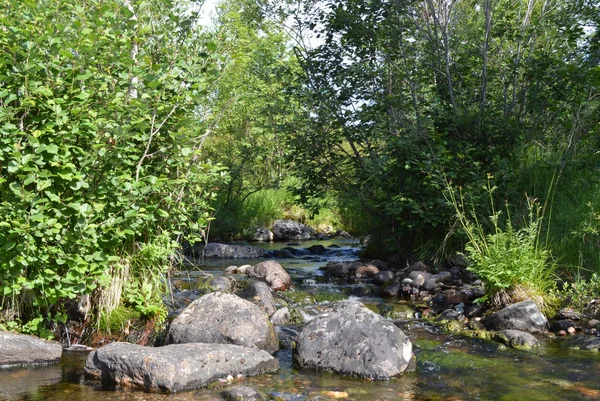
left=0, top=332, right=62, bottom=368
left=84, top=342, right=278, bottom=393
left=496, top=330, right=540, bottom=350
left=203, top=243, right=265, bottom=259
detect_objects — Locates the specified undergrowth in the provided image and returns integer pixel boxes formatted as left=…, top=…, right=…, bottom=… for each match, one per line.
left=446, top=177, right=558, bottom=312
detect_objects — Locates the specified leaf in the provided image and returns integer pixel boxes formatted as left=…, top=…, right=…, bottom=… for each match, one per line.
left=45, top=144, right=59, bottom=154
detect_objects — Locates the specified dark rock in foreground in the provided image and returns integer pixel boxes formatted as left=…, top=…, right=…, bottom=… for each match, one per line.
left=482, top=299, right=548, bottom=334
left=84, top=342, right=278, bottom=393
left=0, top=332, right=62, bottom=368
left=165, top=292, right=279, bottom=354
left=203, top=243, right=265, bottom=259
left=293, top=301, right=414, bottom=379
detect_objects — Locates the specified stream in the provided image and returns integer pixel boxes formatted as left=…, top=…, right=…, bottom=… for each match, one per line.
left=2, top=239, right=600, bottom=401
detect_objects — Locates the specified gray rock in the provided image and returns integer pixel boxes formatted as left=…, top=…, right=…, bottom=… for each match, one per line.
left=381, top=281, right=401, bottom=297
left=203, top=243, right=265, bottom=259
left=373, top=271, right=395, bottom=285
left=270, top=307, right=291, bottom=325
left=320, top=261, right=361, bottom=279
left=222, top=385, right=268, bottom=401
left=422, top=278, right=436, bottom=291
left=165, top=292, right=279, bottom=354
left=247, top=261, right=291, bottom=291
left=432, top=271, right=452, bottom=283
left=306, top=245, right=327, bottom=255
left=84, top=342, right=278, bottom=393
left=241, top=281, right=277, bottom=316
left=405, top=261, right=430, bottom=273
left=272, top=219, right=316, bottom=241
left=562, top=335, right=600, bottom=351
left=496, top=330, right=540, bottom=350
left=0, top=332, right=62, bottom=368
left=332, top=229, right=351, bottom=238
left=482, top=299, right=548, bottom=334
left=252, top=227, right=274, bottom=242
left=408, top=271, right=431, bottom=287
left=293, top=302, right=414, bottom=379
left=587, top=319, right=600, bottom=329
left=210, top=276, right=233, bottom=292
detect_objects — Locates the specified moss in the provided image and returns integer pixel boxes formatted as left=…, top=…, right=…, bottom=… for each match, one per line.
left=98, top=306, right=142, bottom=334
left=284, top=289, right=346, bottom=306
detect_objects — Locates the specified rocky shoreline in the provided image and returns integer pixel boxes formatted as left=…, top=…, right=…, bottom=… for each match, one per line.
left=2, top=233, right=600, bottom=397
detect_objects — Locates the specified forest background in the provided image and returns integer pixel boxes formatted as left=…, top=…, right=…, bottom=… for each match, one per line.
left=0, top=0, right=598, bottom=336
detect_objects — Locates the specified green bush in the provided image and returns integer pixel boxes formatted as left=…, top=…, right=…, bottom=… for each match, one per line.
left=0, top=0, right=225, bottom=335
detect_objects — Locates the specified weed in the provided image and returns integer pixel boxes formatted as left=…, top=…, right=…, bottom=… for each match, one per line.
left=446, top=177, right=558, bottom=311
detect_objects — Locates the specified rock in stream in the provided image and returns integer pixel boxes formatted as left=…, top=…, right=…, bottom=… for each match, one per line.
left=84, top=342, right=278, bottom=393
left=293, top=301, right=415, bottom=379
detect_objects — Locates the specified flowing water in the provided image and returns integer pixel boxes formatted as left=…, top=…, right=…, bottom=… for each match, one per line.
left=2, top=240, right=600, bottom=401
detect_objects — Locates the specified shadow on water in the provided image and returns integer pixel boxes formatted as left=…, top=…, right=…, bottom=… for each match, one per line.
left=3, top=239, right=600, bottom=400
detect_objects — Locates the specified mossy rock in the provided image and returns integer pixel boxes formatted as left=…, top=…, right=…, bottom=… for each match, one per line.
left=283, top=289, right=346, bottom=306
left=379, top=303, right=416, bottom=320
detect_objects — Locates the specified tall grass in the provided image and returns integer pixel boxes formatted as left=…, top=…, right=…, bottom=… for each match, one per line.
left=515, top=145, right=600, bottom=276
left=210, top=177, right=347, bottom=239
left=446, top=178, right=558, bottom=311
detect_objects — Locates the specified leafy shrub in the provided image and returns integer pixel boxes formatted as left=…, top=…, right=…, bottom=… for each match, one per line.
left=0, top=0, right=225, bottom=335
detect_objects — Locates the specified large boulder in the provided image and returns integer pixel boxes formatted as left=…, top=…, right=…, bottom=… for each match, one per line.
left=165, top=292, right=279, bottom=354
left=203, top=243, right=265, bottom=259
left=293, top=302, right=414, bottom=379
left=0, top=332, right=62, bottom=367
left=482, top=299, right=549, bottom=334
left=271, top=219, right=316, bottom=241
left=247, top=261, right=291, bottom=291
left=84, top=342, right=278, bottom=393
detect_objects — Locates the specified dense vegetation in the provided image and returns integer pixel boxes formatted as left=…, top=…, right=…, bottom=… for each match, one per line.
left=0, top=0, right=599, bottom=335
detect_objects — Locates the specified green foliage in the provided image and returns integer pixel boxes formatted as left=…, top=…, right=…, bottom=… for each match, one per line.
left=122, top=233, right=177, bottom=321
left=0, top=0, right=225, bottom=334
left=563, top=273, right=600, bottom=313
left=98, top=306, right=141, bottom=334
left=282, top=0, right=599, bottom=259
left=447, top=179, right=557, bottom=308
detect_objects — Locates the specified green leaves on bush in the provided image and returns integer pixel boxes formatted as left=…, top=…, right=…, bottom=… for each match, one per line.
left=0, top=0, right=226, bottom=334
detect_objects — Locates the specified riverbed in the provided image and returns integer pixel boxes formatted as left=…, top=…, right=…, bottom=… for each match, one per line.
left=2, top=240, right=599, bottom=400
